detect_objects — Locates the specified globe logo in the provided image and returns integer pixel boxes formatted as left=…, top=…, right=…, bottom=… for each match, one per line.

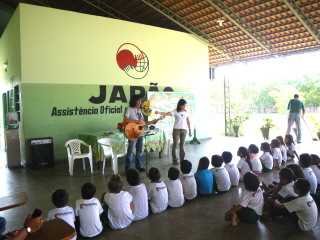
left=116, top=43, right=150, bottom=79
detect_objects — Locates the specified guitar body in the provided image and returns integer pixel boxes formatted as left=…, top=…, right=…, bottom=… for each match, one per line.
left=124, top=123, right=145, bottom=141
left=124, top=115, right=165, bottom=141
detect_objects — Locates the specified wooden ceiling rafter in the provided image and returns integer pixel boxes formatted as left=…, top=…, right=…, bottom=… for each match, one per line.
left=140, top=0, right=241, bottom=62
left=1, top=0, right=320, bottom=66
left=283, top=0, right=320, bottom=44
left=204, top=0, right=280, bottom=57
left=80, top=0, right=136, bottom=22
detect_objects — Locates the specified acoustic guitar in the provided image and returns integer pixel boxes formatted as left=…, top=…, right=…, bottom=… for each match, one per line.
left=124, top=116, right=165, bottom=141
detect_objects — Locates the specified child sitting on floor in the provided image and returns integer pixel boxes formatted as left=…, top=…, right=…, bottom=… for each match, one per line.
left=47, top=189, right=76, bottom=240
left=276, top=136, right=287, bottom=164
left=264, top=168, right=298, bottom=215
left=271, top=139, right=282, bottom=170
left=237, top=146, right=252, bottom=181
left=165, top=167, right=185, bottom=207
left=299, top=153, right=317, bottom=194
left=103, top=174, right=134, bottom=229
left=147, top=167, right=168, bottom=213
left=260, top=142, right=273, bottom=173
left=75, top=182, right=103, bottom=238
left=123, top=168, right=148, bottom=221
left=310, top=154, right=320, bottom=192
left=274, top=179, right=318, bottom=231
left=222, top=151, right=239, bottom=187
left=194, top=157, right=214, bottom=195
left=285, top=134, right=299, bottom=161
left=180, top=160, right=197, bottom=200
left=224, top=172, right=263, bottom=226
left=248, top=144, right=262, bottom=175
left=210, top=155, right=231, bottom=193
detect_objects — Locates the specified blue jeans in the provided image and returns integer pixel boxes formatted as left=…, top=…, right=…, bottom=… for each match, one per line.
left=286, top=113, right=302, bottom=142
left=125, top=137, right=143, bottom=172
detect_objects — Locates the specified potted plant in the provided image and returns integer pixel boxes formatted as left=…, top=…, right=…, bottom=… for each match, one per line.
left=307, top=116, right=320, bottom=140
left=260, top=118, right=276, bottom=140
left=315, top=121, right=320, bottom=140
left=231, top=115, right=249, bottom=137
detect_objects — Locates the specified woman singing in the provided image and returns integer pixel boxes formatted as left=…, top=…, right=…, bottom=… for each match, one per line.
left=155, top=99, right=192, bottom=165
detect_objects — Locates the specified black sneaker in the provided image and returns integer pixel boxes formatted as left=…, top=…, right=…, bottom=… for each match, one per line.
left=137, top=167, right=145, bottom=172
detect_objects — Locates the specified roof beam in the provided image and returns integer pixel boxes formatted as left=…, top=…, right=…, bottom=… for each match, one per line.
left=140, top=0, right=237, bottom=61
left=204, top=0, right=280, bottom=56
left=81, top=0, right=136, bottom=22
left=282, top=0, right=320, bottom=44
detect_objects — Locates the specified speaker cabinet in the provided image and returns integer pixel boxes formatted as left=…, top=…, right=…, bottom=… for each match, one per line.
left=28, top=137, right=54, bottom=169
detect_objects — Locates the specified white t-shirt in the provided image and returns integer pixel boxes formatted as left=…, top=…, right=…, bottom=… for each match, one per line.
left=147, top=181, right=168, bottom=213
left=260, top=152, right=273, bottom=170
left=310, top=165, right=320, bottom=184
left=75, top=198, right=103, bottom=238
left=302, top=167, right=317, bottom=194
left=180, top=173, right=197, bottom=200
left=47, top=206, right=76, bottom=240
left=170, top=110, right=188, bottom=130
left=240, top=188, right=264, bottom=216
left=164, top=179, right=185, bottom=207
left=250, top=157, right=262, bottom=172
left=272, top=147, right=282, bottom=166
left=123, top=184, right=149, bottom=221
left=104, top=191, right=134, bottom=229
left=287, top=143, right=296, bottom=155
left=279, top=144, right=287, bottom=163
left=277, top=181, right=298, bottom=199
left=210, top=167, right=231, bottom=192
left=124, top=107, right=144, bottom=121
left=224, top=163, right=240, bottom=186
left=284, top=194, right=318, bottom=231
left=237, top=158, right=251, bottom=176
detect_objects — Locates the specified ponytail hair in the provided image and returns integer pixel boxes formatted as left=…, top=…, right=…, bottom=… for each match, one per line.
left=177, top=99, right=187, bottom=112
left=238, top=146, right=252, bottom=171
left=276, top=136, right=285, bottom=146
left=285, top=134, right=295, bottom=147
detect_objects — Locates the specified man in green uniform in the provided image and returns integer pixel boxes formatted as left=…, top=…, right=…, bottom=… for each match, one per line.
left=286, top=94, right=305, bottom=143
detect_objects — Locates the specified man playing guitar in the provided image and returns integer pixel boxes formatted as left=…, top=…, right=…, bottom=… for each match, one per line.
left=124, top=95, right=159, bottom=174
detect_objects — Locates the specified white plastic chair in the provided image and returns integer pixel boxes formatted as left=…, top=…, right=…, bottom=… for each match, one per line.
left=164, top=128, right=173, bottom=156
left=97, top=138, right=127, bottom=174
left=65, top=139, right=93, bottom=176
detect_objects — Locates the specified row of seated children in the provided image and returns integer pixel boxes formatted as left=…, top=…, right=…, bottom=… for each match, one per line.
left=46, top=160, right=198, bottom=238
left=236, top=135, right=298, bottom=178
left=259, top=154, right=320, bottom=231
left=46, top=153, right=320, bottom=238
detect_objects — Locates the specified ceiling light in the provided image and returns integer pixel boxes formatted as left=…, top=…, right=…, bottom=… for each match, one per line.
left=217, top=20, right=224, bottom=26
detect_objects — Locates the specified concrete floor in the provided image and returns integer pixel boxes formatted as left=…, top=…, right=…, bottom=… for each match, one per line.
left=0, top=135, right=319, bottom=240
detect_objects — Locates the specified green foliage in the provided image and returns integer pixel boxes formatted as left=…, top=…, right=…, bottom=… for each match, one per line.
left=253, top=87, right=277, bottom=113
left=289, top=74, right=320, bottom=110
left=231, top=114, right=249, bottom=126
left=261, top=118, right=276, bottom=128
left=269, top=85, right=297, bottom=113
left=307, top=116, right=320, bottom=132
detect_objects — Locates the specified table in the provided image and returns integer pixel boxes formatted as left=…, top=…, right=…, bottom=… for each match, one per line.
left=78, top=130, right=166, bottom=162
left=0, top=192, right=28, bottom=211
left=26, top=219, right=76, bottom=240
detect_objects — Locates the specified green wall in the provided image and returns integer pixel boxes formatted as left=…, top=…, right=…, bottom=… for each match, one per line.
left=1, top=3, right=212, bottom=164
left=21, top=83, right=191, bottom=160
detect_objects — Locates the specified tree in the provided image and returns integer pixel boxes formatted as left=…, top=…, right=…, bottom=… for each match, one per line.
left=253, top=86, right=277, bottom=113
left=289, top=74, right=320, bottom=111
